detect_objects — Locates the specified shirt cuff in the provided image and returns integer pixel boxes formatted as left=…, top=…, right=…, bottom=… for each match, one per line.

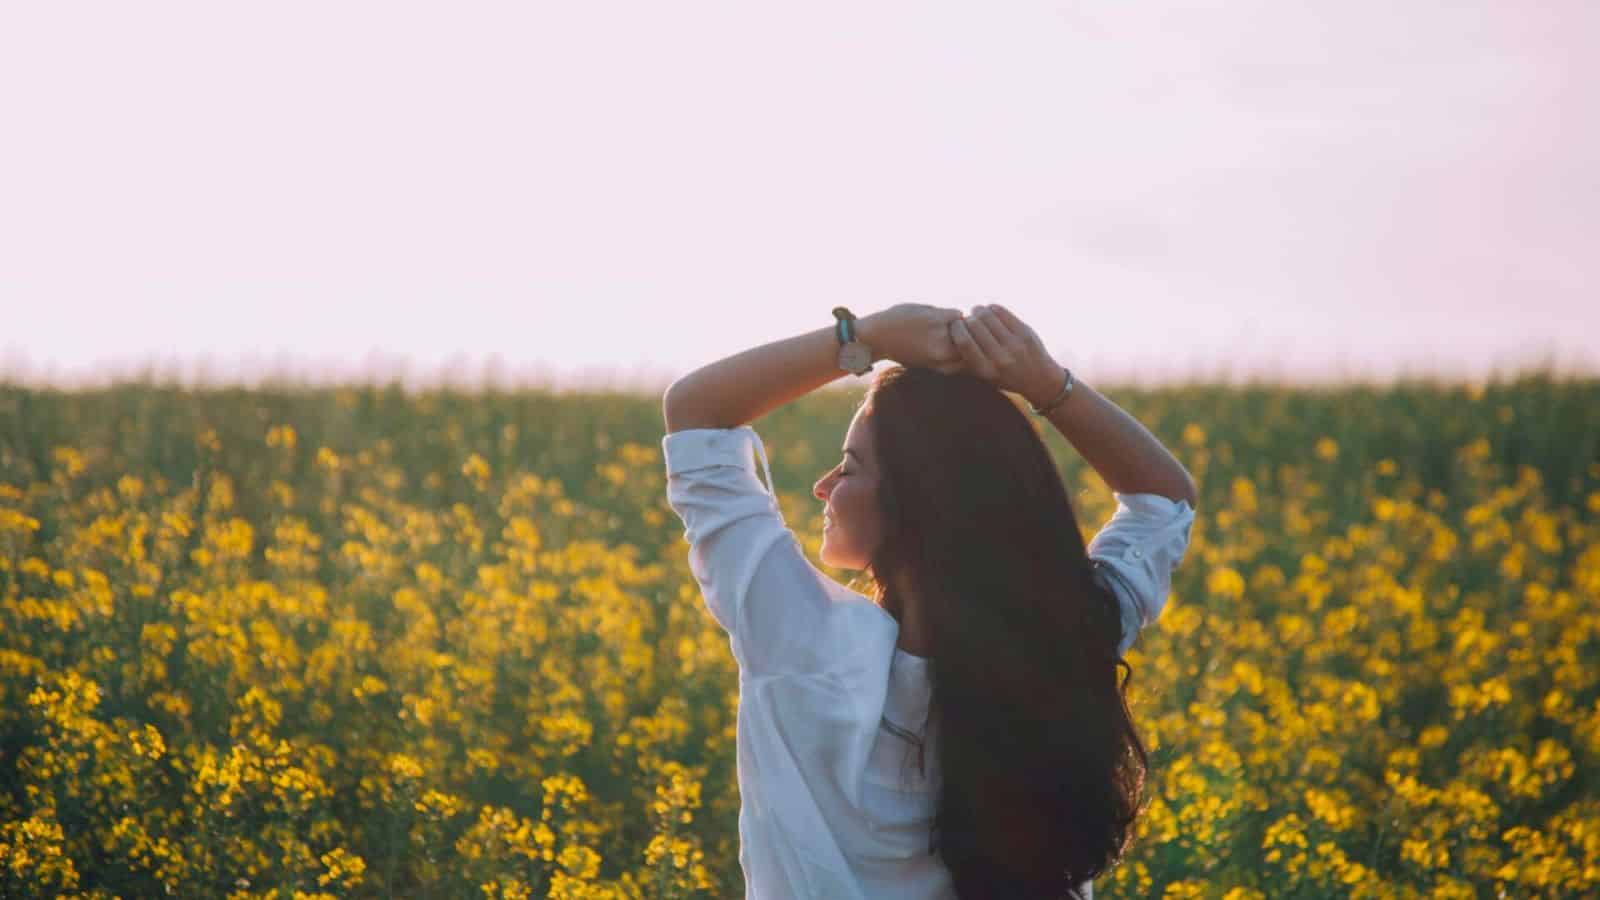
left=662, top=426, right=776, bottom=493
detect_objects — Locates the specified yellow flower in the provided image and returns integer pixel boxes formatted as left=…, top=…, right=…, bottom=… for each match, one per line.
left=462, top=453, right=492, bottom=488
left=315, top=447, right=342, bottom=471
left=1206, top=566, right=1246, bottom=600
left=316, top=848, right=366, bottom=889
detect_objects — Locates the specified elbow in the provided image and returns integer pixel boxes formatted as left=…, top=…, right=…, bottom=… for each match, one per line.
left=662, top=377, right=742, bottom=435
left=1108, top=465, right=1198, bottom=509
left=662, top=385, right=678, bottom=431
left=662, top=382, right=722, bottom=434
left=1156, top=472, right=1199, bottom=511
left=662, top=380, right=697, bottom=430
left=1179, top=473, right=1199, bottom=511
left=663, top=391, right=690, bottom=434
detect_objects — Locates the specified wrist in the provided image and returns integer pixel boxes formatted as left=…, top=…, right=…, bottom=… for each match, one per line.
left=854, top=311, right=890, bottom=363
left=1024, top=365, right=1071, bottom=411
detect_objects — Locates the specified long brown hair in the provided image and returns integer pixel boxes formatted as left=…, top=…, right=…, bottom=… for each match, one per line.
left=856, top=365, right=1149, bottom=898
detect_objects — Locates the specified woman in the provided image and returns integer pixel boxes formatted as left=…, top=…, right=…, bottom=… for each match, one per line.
left=662, top=303, right=1198, bottom=899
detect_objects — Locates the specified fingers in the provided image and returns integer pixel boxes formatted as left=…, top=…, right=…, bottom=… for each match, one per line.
left=970, top=304, right=1017, bottom=340
left=933, top=348, right=966, bottom=372
left=949, top=317, right=990, bottom=370
left=962, top=315, right=1003, bottom=360
left=985, top=303, right=1024, bottom=334
left=937, top=308, right=967, bottom=366
left=961, top=306, right=1010, bottom=362
left=950, top=303, right=1031, bottom=378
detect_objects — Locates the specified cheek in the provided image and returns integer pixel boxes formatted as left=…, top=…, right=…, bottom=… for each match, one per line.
left=839, top=484, right=874, bottom=524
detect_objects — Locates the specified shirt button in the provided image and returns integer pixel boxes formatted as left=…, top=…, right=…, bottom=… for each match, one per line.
left=1132, top=549, right=1143, bottom=558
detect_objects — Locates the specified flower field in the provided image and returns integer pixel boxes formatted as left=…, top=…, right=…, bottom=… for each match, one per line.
left=1, top=374, right=1597, bottom=898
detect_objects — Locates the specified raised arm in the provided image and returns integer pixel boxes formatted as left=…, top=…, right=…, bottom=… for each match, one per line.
left=951, top=304, right=1198, bottom=508
left=663, top=321, right=853, bottom=433
left=1027, top=373, right=1198, bottom=508
left=662, top=304, right=967, bottom=433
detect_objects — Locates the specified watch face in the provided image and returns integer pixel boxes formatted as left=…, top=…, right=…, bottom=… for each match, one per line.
left=838, top=342, right=871, bottom=372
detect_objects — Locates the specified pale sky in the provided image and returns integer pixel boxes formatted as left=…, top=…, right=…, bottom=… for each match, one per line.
left=2, top=1, right=1595, bottom=391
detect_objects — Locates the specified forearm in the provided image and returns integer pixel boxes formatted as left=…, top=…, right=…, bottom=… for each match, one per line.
left=662, top=317, right=884, bottom=432
left=1025, top=372, right=1198, bottom=507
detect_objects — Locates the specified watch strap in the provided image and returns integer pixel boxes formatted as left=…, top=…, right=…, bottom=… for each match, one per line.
left=832, top=306, right=873, bottom=376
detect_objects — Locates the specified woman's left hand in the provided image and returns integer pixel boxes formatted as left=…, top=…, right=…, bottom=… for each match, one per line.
left=860, top=303, right=969, bottom=374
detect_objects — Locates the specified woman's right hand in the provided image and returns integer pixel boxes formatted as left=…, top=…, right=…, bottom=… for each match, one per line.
left=949, top=304, right=1067, bottom=406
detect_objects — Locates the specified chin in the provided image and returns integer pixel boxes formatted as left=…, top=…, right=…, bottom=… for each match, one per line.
left=824, top=552, right=861, bottom=572
left=820, top=541, right=851, bottom=570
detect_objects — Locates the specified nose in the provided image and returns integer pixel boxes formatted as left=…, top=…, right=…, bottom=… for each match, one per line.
left=813, top=473, right=833, bottom=502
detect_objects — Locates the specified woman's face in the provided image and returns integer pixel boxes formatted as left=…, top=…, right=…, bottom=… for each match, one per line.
left=812, top=407, right=884, bottom=570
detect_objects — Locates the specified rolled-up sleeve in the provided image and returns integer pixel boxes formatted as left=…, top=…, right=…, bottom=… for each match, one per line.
left=662, top=426, right=850, bottom=676
left=1086, top=492, right=1197, bottom=657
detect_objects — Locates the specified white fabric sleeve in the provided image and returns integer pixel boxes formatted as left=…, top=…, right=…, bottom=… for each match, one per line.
left=1086, top=492, right=1197, bottom=656
left=663, top=426, right=877, bottom=676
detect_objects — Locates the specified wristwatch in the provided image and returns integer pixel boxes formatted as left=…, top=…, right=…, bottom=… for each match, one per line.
left=833, top=307, right=874, bottom=376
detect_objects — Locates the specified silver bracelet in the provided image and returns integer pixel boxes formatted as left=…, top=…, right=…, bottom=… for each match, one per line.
left=1029, top=367, right=1074, bottom=416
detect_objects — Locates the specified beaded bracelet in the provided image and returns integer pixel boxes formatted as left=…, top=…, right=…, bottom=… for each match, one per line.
left=1028, top=366, right=1075, bottom=416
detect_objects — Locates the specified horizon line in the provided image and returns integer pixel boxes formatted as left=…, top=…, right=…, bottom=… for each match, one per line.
left=2, top=345, right=1595, bottom=394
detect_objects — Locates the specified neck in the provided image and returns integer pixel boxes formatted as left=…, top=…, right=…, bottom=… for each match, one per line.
left=882, top=571, right=934, bottom=657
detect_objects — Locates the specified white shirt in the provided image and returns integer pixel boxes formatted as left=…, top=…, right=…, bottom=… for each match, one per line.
left=662, top=425, right=1196, bottom=900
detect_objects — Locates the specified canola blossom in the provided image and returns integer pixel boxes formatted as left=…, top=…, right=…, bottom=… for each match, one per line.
left=0, top=376, right=1597, bottom=898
